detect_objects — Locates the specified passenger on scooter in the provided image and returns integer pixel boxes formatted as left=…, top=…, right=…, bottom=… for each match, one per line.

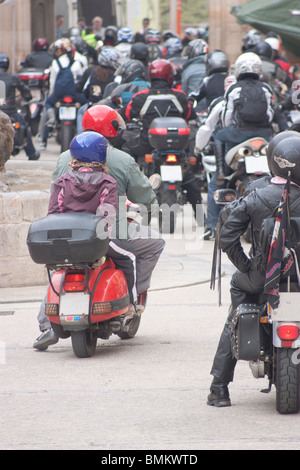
left=213, top=52, right=274, bottom=185
left=34, top=130, right=140, bottom=350
left=0, top=53, right=40, bottom=160
left=207, top=132, right=300, bottom=407
left=34, top=105, right=165, bottom=350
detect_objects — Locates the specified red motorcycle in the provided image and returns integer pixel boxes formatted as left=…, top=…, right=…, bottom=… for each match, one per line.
left=27, top=212, right=142, bottom=358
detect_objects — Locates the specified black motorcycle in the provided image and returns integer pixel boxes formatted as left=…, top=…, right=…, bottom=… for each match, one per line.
left=147, top=116, right=193, bottom=233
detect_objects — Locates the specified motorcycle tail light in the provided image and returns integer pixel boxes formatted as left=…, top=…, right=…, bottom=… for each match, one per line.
left=64, top=273, right=86, bottom=292
left=249, top=139, right=265, bottom=149
left=178, top=128, right=190, bottom=135
left=45, top=303, right=59, bottom=316
left=169, top=184, right=176, bottom=190
left=92, top=302, right=112, bottom=315
left=148, top=128, right=168, bottom=135
left=63, top=96, right=73, bottom=103
left=166, top=154, right=177, bottom=163
left=277, top=324, right=300, bottom=341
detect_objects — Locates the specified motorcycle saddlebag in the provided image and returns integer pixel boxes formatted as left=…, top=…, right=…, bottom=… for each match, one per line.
left=27, top=212, right=109, bottom=267
left=148, top=117, right=190, bottom=150
left=230, top=304, right=263, bottom=361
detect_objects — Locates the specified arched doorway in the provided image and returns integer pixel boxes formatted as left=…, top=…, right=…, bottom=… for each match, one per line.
left=31, top=0, right=55, bottom=44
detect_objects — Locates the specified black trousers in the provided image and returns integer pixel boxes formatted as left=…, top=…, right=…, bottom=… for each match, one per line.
left=210, top=267, right=266, bottom=384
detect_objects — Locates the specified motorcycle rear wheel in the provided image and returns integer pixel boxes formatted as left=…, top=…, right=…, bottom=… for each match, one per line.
left=275, top=347, right=300, bottom=414
left=71, top=330, right=97, bottom=358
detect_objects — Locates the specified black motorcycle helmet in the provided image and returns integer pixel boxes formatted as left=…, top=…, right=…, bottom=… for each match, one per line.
left=270, top=135, right=300, bottom=185
left=254, top=41, right=273, bottom=60
left=267, top=131, right=300, bottom=174
left=205, top=49, right=229, bottom=75
left=0, top=53, right=9, bottom=71
left=130, top=42, right=149, bottom=62
left=116, top=59, right=146, bottom=83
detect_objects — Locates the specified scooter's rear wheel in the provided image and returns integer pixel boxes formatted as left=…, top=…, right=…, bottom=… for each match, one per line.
left=117, top=316, right=141, bottom=339
left=71, top=330, right=97, bottom=358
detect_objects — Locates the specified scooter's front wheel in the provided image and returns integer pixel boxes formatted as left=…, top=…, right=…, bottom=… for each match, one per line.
left=71, top=330, right=97, bottom=358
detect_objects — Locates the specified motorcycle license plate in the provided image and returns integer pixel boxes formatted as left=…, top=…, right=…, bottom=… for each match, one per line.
left=160, top=165, right=182, bottom=182
left=245, top=156, right=269, bottom=174
left=59, top=106, right=76, bottom=120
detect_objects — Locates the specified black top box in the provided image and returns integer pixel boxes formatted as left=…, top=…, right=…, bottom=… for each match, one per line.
left=27, top=212, right=109, bottom=268
left=148, top=117, right=190, bottom=151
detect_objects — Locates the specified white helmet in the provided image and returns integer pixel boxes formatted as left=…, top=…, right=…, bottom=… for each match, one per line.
left=234, top=52, right=262, bottom=79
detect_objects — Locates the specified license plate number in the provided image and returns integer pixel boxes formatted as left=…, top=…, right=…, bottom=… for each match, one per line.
left=160, top=165, right=182, bottom=182
left=59, top=106, right=76, bottom=120
left=245, top=156, right=269, bottom=174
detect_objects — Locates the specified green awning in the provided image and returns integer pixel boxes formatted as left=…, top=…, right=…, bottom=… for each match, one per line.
left=231, top=0, right=300, bottom=57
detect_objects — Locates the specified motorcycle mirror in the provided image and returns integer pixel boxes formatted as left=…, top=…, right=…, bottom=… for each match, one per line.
left=148, top=173, right=162, bottom=190
left=213, top=188, right=237, bottom=205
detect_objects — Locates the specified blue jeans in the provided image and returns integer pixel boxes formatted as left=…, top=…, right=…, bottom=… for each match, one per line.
left=214, top=125, right=273, bottom=147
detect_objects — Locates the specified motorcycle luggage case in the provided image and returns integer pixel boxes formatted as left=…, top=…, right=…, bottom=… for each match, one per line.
left=27, top=212, right=109, bottom=267
left=148, top=117, right=190, bottom=150
left=230, top=304, right=263, bottom=361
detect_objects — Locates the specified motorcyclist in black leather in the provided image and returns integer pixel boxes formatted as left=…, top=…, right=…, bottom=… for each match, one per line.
left=22, top=38, right=53, bottom=70
left=0, top=53, right=40, bottom=160
left=208, top=131, right=300, bottom=407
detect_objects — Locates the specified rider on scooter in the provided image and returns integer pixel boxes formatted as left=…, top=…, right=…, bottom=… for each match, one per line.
left=34, top=105, right=165, bottom=350
left=207, top=132, right=300, bottom=407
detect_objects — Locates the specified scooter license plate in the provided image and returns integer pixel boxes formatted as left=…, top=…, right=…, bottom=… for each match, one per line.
left=60, top=292, right=90, bottom=321
left=59, top=106, right=76, bottom=120
left=245, top=155, right=269, bottom=174
left=160, top=165, right=182, bottom=182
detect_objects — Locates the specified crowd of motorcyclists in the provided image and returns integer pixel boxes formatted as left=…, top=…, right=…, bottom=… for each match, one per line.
left=2, top=17, right=300, bottom=409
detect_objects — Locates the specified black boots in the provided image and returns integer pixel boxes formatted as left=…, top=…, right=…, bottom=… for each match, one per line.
left=207, top=378, right=231, bottom=407
left=214, top=143, right=225, bottom=185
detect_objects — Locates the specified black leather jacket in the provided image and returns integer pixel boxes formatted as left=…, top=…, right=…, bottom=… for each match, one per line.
left=220, top=182, right=300, bottom=274
left=0, top=68, right=32, bottom=115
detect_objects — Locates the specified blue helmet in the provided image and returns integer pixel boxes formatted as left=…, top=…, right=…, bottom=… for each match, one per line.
left=70, top=131, right=108, bottom=163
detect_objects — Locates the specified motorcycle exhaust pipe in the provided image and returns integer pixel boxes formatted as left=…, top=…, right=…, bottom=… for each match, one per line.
left=238, top=147, right=252, bottom=157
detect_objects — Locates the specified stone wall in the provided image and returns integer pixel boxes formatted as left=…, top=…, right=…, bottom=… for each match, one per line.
left=0, top=189, right=50, bottom=288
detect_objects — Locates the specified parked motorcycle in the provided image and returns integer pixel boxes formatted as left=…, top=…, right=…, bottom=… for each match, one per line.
left=214, top=188, right=300, bottom=414
left=146, top=116, right=193, bottom=233
left=27, top=212, right=142, bottom=358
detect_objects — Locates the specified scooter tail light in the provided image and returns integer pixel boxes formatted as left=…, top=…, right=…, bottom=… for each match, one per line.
left=178, top=128, right=190, bottom=135
left=166, top=154, right=177, bottom=163
left=277, top=324, right=300, bottom=342
left=64, top=273, right=86, bottom=292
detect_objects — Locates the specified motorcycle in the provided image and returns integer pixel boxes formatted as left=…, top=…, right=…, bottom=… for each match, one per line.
left=214, top=188, right=300, bottom=414
left=27, top=212, right=143, bottom=358
left=224, top=136, right=270, bottom=196
left=18, top=67, right=50, bottom=136
left=54, top=96, right=79, bottom=153
left=146, top=116, right=194, bottom=233
left=10, top=111, right=27, bottom=156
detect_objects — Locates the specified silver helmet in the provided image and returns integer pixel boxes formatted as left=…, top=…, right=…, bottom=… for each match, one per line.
left=234, top=52, right=262, bottom=79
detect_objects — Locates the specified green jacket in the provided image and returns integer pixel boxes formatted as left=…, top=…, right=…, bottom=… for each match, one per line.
left=51, top=144, right=158, bottom=239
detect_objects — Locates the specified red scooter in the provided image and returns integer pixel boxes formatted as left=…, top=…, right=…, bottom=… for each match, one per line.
left=27, top=212, right=143, bottom=358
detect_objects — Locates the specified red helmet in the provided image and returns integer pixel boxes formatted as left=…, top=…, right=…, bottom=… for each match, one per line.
left=82, top=105, right=126, bottom=137
left=33, top=37, right=49, bottom=51
left=148, top=59, right=174, bottom=86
